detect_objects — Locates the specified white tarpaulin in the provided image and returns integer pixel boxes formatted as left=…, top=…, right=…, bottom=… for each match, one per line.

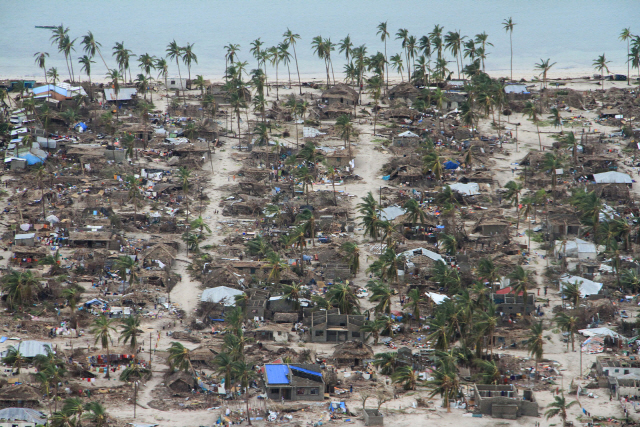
left=560, top=275, right=603, bottom=298
left=448, top=182, right=480, bottom=196
left=593, top=171, right=633, bottom=184
left=200, top=286, right=244, bottom=306
left=397, top=131, right=420, bottom=138
left=579, top=327, right=625, bottom=340
left=425, top=292, right=449, bottom=305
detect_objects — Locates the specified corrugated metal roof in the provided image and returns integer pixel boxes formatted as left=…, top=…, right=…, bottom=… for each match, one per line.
left=379, top=205, right=406, bottom=221
left=2, top=340, right=52, bottom=358
left=0, top=408, right=47, bottom=423
left=265, top=364, right=290, bottom=385
left=290, top=366, right=322, bottom=377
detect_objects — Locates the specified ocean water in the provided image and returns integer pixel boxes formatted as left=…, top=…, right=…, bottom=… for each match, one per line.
left=1, top=0, right=638, bottom=81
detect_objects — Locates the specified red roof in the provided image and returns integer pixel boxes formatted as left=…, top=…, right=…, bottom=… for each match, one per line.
left=495, top=286, right=524, bottom=296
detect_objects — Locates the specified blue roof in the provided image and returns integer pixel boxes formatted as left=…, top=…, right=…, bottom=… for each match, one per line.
left=33, top=84, right=69, bottom=97
left=290, top=366, right=323, bottom=377
left=265, top=364, right=290, bottom=384
left=18, top=152, right=46, bottom=165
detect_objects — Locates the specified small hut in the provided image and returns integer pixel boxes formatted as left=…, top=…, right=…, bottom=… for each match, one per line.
left=332, top=340, right=374, bottom=367
left=166, top=371, right=197, bottom=393
left=388, top=82, right=419, bottom=104
left=0, top=385, right=41, bottom=409
left=321, top=84, right=359, bottom=106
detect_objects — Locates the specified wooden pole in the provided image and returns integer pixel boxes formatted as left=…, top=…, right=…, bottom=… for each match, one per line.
left=149, top=332, right=152, bottom=369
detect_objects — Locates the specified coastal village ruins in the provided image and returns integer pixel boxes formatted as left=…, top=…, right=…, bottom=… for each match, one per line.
left=0, top=22, right=640, bottom=427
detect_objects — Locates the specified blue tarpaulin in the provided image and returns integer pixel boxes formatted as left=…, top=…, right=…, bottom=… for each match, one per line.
left=18, top=152, right=46, bottom=165
left=290, top=366, right=323, bottom=377
left=265, top=365, right=290, bottom=384
left=382, top=175, right=391, bottom=180
left=74, top=122, right=88, bottom=131
left=444, top=161, right=460, bottom=170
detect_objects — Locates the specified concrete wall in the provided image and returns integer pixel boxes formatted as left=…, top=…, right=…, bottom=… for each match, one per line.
left=266, top=386, right=324, bottom=402
left=364, top=408, right=384, bottom=426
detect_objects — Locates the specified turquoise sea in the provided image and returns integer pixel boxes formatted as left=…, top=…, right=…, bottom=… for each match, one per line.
left=1, top=0, right=638, bottom=80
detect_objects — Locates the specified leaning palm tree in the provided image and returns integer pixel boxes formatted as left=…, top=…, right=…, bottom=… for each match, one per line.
left=373, top=351, right=397, bottom=375
left=439, top=233, right=458, bottom=256
left=475, top=359, right=501, bottom=384
left=81, top=31, right=109, bottom=72
left=621, top=269, right=640, bottom=294
left=341, top=242, right=360, bottom=275
left=561, top=280, right=582, bottom=310
left=522, top=101, right=543, bottom=150
left=427, top=366, right=459, bottom=413
left=502, top=17, right=516, bottom=81
left=283, top=29, right=302, bottom=94
left=593, top=53, right=611, bottom=90
left=78, top=55, right=95, bottom=99
left=545, top=393, right=578, bottom=425
left=2, top=344, right=25, bottom=373
left=168, top=341, right=196, bottom=376
left=526, top=321, right=545, bottom=380
left=83, top=402, right=108, bottom=427
left=620, top=28, right=633, bottom=85
left=90, top=315, right=117, bottom=379
left=34, top=52, right=49, bottom=89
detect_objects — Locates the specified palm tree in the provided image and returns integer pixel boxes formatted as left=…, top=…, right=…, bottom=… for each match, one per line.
left=78, top=55, right=95, bottom=99
left=543, top=152, right=565, bottom=202
left=168, top=341, right=195, bottom=376
left=502, top=17, right=516, bottom=81
left=526, top=321, right=545, bottom=379
left=181, top=42, right=197, bottom=83
left=326, top=283, right=359, bottom=314
left=522, top=101, right=543, bottom=149
left=34, top=52, right=49, bottom=90
left=63, top=398, right=85, bottom=426
left=477, top=258, right=499, bottom=285
left=390, top=54, right=404, bottom=81
left=166, top=40, right=185, bottom=102
left=373, top=351, right=397, bottom=374
left=90, top=314, right=117, bottom=378
left=545, top=393, right=578, bottom=425
left=335, top=114, right=355, bottom=151
left=282, top=282, right=302, bottom=311
left=376, top=22, right=390, bottom=91
left=593, top=53, right=611, bottom=90
left=520, top=196, right=535, bottom=250
left=427, top=366, right=459, bottom=413
left=406, top=288, right=425, bottom=326
left=534, top=58, right=557, bottom=89
left=61, top=286, right=83, bottom=328
left=367, top=280, right=393, bottom=315
left=232, top=360, right=257, bottom=425
left=395, top=28, right=410, bottom=79
left=368, top=248, right=399, bottom=283
left=474, top=32, right=493, bottom=71
left=362, top=318, right=386, bottom=345
left=338, top=35, right=353, bottom=64
left=475, top=302, right=499, bottom=355
left=630, top=38, right=640, bottom=82
left=266, top=251, right=288, bottom=284
left=392, top=366, right=418, bottom=390
left=106, top=69, right=122, bottom=119
left=46, top=67, right=59, bottom=86
left=509, top=266, right=534, bottom=316
left=504, top=180, right=523, bottom=230
left=555, top=312, right=578, bottom=351
left=368, top=75, right=383, bottom=134
left=341, top=242, right=360, bottom=275
left=213, top=351, right=235, bottom=390
left=439, top=233, right=458, bottom=256
left=476, top=359, right=502, bottom=384
left=561, top=280, right=582, bottom=310
left=83, top=402, right=108, bottom=427
left=2, top=344, right=25, bottom=373
left=283, top=29, right=302, bottom=94
left=444, top=31, right=464, bottom=79
left=621, top=269, right=640, bottom=294
left=82, top=31, right=109, bottom=72
left=2, top=270, right=40, bottom=309
left=155, top=57, right=169, bottom=97
left=620, top=28, right=633, bottom=85
left=119, top=315, right=143, bottom=358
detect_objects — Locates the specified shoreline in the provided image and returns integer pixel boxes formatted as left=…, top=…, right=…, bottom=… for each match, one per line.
left=2, top=68, right=634, bottom=87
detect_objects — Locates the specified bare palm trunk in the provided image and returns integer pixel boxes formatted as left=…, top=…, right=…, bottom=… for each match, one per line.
left=275, top=64, right=279, bottom=100
left=384, top=40, right=388, bottom=94
left=330, top=59, right=336, bottom=85
left=292, top=44, right=302, bottom=95
left=105, top=341, right=111, bottom=379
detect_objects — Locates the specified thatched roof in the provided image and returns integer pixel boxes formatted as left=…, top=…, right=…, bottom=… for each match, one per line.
left=0, top=385, right=41, bottom=402
left=166, top=371, right=196, bottom=390
left=140, top=243, right=177, bottom=264
left=332, top=340, right=374, bottom=359
left=385, top=107, right=414, bottom=118
left=389, top=82, right=420, bottom=100
left=321, top=84, right=358, bottom=101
